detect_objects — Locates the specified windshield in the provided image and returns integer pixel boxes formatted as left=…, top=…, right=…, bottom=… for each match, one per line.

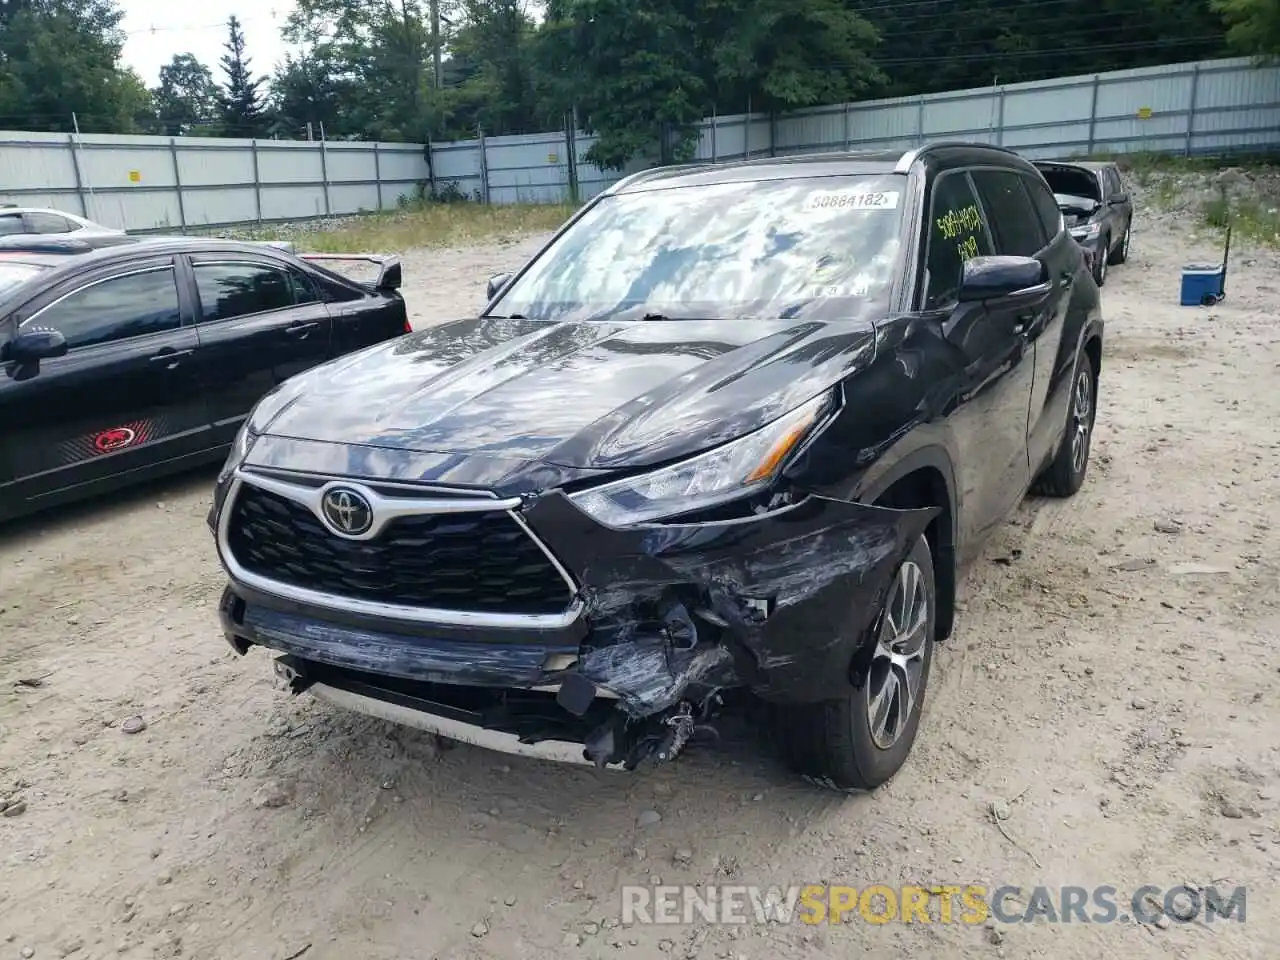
left=490, top=175, right=907, bottom=323
left=0, top=262, right=46, bottom=297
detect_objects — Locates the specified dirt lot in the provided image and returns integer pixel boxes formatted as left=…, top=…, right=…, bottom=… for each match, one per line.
left=2, top=189, right=1278, bottom=960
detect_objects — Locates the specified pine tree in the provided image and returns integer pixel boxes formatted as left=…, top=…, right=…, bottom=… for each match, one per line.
left=216, top=15, right=266, bottom=137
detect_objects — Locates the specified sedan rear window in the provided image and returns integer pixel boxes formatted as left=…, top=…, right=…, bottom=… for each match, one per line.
left=490, top=175, right=907, bottom=323
left=0, top=261, right=46, bottom=296
left=1038, top=166, right=1101, bottom=203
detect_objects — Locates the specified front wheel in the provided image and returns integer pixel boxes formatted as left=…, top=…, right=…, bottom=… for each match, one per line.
left=779, top=534, right=936, bottom=792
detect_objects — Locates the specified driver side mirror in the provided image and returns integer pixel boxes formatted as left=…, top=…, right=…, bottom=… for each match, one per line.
left=486, top=273, right=512, bottom=302
left=957, top=256, right=1046, bottom=303
left=1109, top=193, right=1129, bottom=206
left=8, top=325, right=68, bottom=364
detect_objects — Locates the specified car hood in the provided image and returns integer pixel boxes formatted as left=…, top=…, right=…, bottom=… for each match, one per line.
left=251, top=315, right=878, bottom=470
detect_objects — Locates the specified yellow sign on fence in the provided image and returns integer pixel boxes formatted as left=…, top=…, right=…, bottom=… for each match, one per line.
left=1136, top=107, right=1153, bottom=120
left=128, top=170, right=142, bottom=183
left=547, top=152, right=559, bottom=164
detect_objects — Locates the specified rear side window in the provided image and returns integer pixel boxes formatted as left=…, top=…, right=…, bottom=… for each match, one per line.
left=0, top=214, right=25, bottom=237
left=28, top=212, right=74, bottom=234
left=1023, top=175, right=1064, bottom=240
left=923, top=172, right=994, bottom=309
left=290, top=269, right=321, bottom=305
left=27, top=268, right=182, bottom=350
left=194, top=262, right=294, bottom=322
left=971, top=170, right=1046, bottom=257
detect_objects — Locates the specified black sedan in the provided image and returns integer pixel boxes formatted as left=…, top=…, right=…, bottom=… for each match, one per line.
left=0, top=237, right=408, bottom=522
left=211, top=142, right=1104, bottom=791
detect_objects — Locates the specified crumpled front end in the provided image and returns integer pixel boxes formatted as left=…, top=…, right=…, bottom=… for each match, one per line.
left=215, top=458, right=936, bottom=770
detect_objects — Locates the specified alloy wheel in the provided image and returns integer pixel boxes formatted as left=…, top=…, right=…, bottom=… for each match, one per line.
left=1122, top=227, right=1131, bottom=259
left=1070, top=366, right=1093, bottom=474
left=1097, top=251, right=1107, bottom=283
left=865, top=560, right=930, bottom=750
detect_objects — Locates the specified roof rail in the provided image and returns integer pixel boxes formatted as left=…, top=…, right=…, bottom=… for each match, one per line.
left=606, top=161, right=713, bottom=195
left=894, top=140, right=1024, bottom=173
left=0, top=236, right=94, bottom=254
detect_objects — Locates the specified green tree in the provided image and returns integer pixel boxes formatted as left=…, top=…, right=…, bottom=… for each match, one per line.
left=1213, top=0, right=1280, bottom=56
left=217, top=15, right=268, bottom=137
left=270, top=53, right=352, bottom=139
left=539, top=0, right=707, bottom=170
left=704, top=0, right=882, bottom=113
left=153, top=53, right=219, bottom=136
left=282, top=0, right=439, bottom=141
left=443, top=0, right=548, bottom=135
left=0, top=0, right=154, bottom=132
left=854, top=0, right=1228, bottom=97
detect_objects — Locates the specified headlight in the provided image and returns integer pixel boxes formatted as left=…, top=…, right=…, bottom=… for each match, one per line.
left=569, top=392, right=833, bottom=527
left=1071, top=223, right=1100, bottom=239
left=217, top=420, right=258, bottom=483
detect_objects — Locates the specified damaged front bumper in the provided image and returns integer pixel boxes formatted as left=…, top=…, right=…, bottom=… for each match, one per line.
left=218, top=486, right=936, bottom=769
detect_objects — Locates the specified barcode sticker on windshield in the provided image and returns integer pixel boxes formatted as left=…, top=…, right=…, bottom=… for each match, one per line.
left=803, top=189, right=900, bottom=212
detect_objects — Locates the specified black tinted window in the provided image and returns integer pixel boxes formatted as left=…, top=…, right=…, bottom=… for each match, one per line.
left=30, top=268, right=182, bottom=350
left=290, top=270, right=320, bottom=305
left=924, top=172, right=993, bottom=309
left=28, top=212, right=74, bottom=234
left=1023, top=175, right=1063, bottom=240
left=971, top=170, right=1046, bottom=257
left=0, top=214, right=25, bottom=237
left=194, top=262, right=294, bottom=322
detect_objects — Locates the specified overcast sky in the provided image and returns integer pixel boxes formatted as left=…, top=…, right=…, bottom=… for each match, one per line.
left=119, top=0, right=298, bottom=85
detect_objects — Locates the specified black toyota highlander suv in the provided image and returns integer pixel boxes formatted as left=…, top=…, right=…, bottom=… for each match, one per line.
left=210, top=142, right=1104, bottom=791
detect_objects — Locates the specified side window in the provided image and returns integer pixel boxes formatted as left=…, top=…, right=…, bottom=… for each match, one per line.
left=970, top=170, right=1047, bottom=257
left=194, top=262, right=294, bottom=323
left=28, top=212, right=73, bottom=234
left=923, top=172, right=994, bottom=309
left=289, top=269, right=321, bottom=305
left=1023, top=175, right=1064, bottom=241
left=0, top=214, right=25, bottom=237
left=27, top=268, right=182, bottom=350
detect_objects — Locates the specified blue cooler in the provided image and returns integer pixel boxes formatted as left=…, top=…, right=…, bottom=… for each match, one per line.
left=1180, top=226, right=1231, bottom=306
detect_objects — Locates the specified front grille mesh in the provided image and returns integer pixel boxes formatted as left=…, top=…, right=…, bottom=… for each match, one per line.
left=227, top=484, right=571, bottom=615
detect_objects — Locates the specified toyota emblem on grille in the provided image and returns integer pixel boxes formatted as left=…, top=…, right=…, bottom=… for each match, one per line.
left=321, top=487, right=374, bottom=537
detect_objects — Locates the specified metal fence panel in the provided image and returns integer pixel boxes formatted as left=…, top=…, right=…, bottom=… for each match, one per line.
left=484, top=131, right=572, bottom=204
left=0, top=56, right=1276, bottom=227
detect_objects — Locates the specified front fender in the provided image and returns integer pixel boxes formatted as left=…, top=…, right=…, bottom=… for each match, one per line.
left=525, top=491, right=939, bottom=713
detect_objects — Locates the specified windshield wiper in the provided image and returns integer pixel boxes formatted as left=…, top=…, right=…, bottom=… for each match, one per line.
left=639, top=312, right=714, bottom=322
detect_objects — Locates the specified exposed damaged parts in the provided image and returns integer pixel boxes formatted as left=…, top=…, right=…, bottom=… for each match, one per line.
left=526, top=492, right=939, bottom=729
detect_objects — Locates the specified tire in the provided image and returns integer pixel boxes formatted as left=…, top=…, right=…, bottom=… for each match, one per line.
left=1109, top=221, right=1131, bottom=266
left=1092, top=236, right=1109, bottom=286
left=1031, top=349, right=1097, bottom=498
left=779, top=534, right=936, bottom=792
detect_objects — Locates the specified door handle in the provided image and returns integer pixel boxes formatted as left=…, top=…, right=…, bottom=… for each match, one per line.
left=149, top=348, right=192, bottom=368
left=285, top=321, right=320, bottom=338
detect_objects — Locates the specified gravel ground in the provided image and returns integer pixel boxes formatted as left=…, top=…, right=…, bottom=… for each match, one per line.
left=1, top=184, right=1278, bottom=960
